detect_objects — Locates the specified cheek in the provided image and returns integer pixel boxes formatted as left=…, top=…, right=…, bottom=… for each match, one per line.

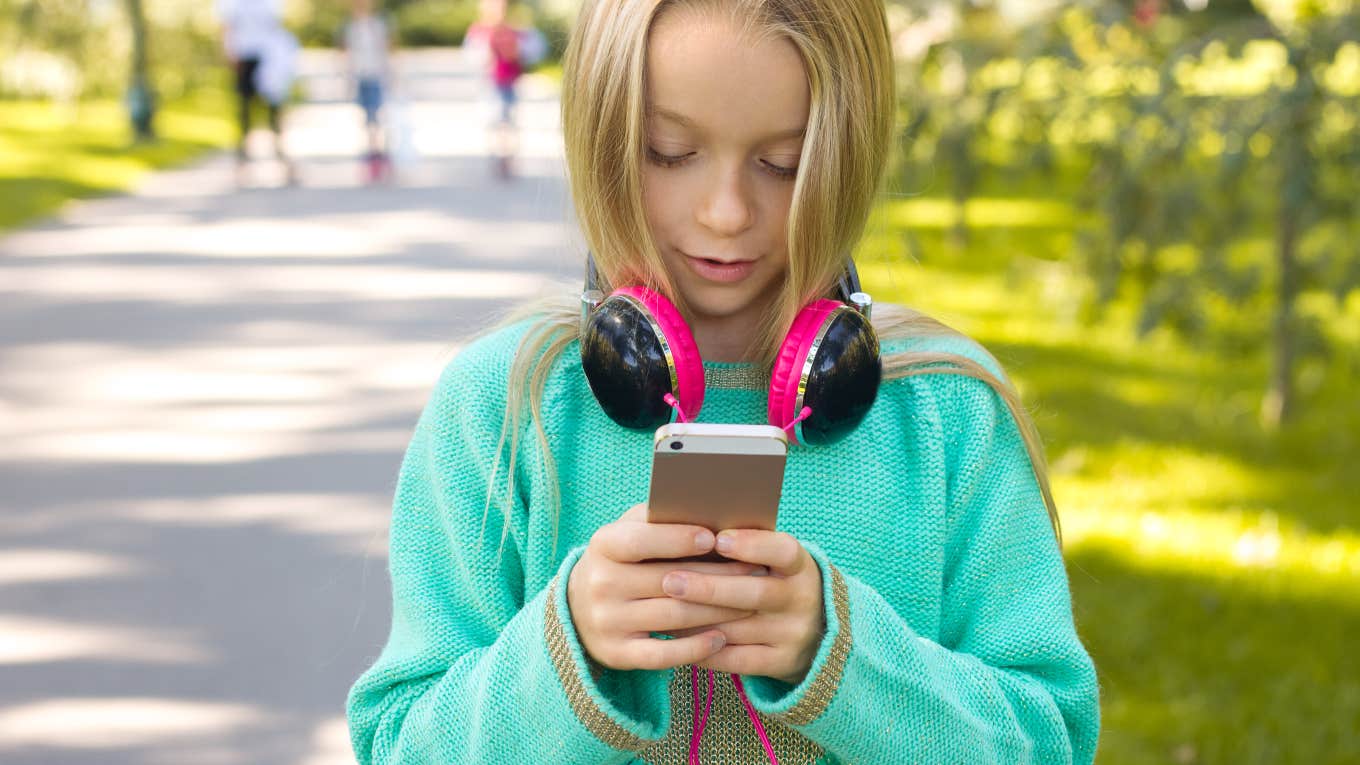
left=641, top=169, right=688, bottom=237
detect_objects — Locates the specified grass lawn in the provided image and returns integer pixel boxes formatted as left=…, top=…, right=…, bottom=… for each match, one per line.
left=859, top=190, right=1359, bottom=764
left=0, top=89, right=235, bottom=231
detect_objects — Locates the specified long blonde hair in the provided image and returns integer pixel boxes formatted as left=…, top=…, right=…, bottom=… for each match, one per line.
left=487, top=0, right=1059, bottom=550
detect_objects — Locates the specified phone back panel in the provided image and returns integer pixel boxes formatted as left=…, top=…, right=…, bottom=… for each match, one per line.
left=647, top=451, right=786, bottom=531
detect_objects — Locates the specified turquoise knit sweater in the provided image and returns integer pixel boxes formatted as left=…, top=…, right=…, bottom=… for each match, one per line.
left=347, top=318, right=1100, bottom=764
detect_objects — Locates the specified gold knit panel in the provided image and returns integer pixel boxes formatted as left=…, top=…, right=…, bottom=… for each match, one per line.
left=704, top=366, right=771, bottom=390
left=639, top=669, right=824, bottom=765
left=780, top=565, right=852, bottom=727
left=544, top=576, right=654, bottom=751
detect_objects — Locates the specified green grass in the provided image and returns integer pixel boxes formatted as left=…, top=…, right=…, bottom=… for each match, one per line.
left=859, top=190, right=1360, bottom=764
left=0, top=89, right=235, bottom=231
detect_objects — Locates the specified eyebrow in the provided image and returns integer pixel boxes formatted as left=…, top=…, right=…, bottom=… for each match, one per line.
left=648, top=105, right=806, bottom=141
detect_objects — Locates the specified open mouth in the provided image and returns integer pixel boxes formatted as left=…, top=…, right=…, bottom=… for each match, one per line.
left=684, top=253, right=756, bottom=283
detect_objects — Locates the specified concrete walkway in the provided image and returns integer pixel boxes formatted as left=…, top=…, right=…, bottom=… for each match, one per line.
left=0, top=49, right=578, bottom=765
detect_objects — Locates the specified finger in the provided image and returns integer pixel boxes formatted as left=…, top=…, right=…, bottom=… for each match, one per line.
left=593, top=519, right=715, bottom=563
left=621, top=631, right=727, bottom=671
left=695, top=643, right=782, bottom=678
left=614, top=561, right=767, bottom=598
left=691, top=614, right=796, bottom=646
left=661, top=569, right=788, bottom=611
left=614, top=597, right=753, bottom=633
left=661, top=613, right=772, bottom=642
left=715, top=530, right=807, bottom=576
left=665, top=561, right=768, bottom=577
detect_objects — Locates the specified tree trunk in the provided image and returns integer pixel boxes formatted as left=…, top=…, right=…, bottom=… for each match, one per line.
left=1262, top=206, right=1297, bottom=428
left=126, top=0, right=155, bottom=141
left=1261, top=47, right=1314, bottom=428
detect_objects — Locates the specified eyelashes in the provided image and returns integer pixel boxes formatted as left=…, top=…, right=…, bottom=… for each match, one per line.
left=645, top=147, right=798, bottom=180
left=645, top=147, right=692, bottom=168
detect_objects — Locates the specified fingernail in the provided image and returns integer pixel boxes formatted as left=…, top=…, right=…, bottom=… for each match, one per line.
left=663, top=574, right=686, bottom=597
left=715, top=533, right=734, bottom=553
left=710, top=634, right=726, bottom=651
left=695, top=530, right=714, bottom=550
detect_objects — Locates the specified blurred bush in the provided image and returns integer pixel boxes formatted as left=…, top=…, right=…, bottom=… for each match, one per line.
left=394, top=0, right=481, bottom=47
left=0, top=0, right=224, bottom=101
left=886, top=0, right=1360, bottom=426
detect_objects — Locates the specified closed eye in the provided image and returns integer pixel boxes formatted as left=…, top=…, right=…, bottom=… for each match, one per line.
left=646, top=147, right=694, bottom=167
left=647, top=147, right=799, bottom=180
left=761, top=160, right=798, bottom=180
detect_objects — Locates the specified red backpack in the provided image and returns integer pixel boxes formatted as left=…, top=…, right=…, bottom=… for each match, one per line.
left=489, top=24, right=520, bottom=68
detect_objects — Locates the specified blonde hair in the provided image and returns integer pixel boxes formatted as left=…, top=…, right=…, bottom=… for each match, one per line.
left=485, top=0, right=1059, bottom=552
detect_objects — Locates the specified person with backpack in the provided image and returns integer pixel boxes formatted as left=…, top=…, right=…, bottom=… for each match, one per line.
left=465, top=0, right=546, bottom=179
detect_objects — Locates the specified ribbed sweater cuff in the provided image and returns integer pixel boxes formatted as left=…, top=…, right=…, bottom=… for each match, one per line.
left=740, top=541, right=851, bottom=726
left=544, top=546, right=671, bottom=750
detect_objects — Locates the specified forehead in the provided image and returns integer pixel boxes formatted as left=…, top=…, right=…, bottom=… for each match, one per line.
left=645, top=9, right=809, bottom=140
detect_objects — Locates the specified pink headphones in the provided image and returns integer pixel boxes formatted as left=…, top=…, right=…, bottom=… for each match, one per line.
left=579, top=256, right=881, bottom=445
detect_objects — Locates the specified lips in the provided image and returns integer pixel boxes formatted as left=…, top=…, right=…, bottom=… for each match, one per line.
left=682, top=251, right=757, bottom=284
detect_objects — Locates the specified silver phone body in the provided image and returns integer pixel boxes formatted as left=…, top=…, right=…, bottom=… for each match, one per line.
left=646, top=422, right=788, bottom=534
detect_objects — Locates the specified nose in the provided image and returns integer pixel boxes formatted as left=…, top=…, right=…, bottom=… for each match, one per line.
left=695, top=166, right=755, bottom=237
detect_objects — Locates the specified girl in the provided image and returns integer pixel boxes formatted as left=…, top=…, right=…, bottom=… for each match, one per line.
left=346, top=1, right=1100, bottom=763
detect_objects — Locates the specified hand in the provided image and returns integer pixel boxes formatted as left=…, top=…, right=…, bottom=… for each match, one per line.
left=660, top=529, right=824, bottom=685
left=567, top=504, right=764, bottom=672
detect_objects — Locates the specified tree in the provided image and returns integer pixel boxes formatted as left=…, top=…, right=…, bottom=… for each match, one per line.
left=889, top=0, right=1360, bottom=426
left=126, top=0, right=155, bottom=140
left=1075, top=1, right=1360, bottom=426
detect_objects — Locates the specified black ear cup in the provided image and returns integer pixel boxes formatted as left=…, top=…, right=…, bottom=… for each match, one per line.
left=580, top=296, right=675, bottom=430
left=797, top=309, right=881, bottom=446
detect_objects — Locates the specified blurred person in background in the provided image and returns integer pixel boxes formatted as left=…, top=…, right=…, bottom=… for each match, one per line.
left=343, top=0, right=396, bottom=184
left=465, top=0, right=545, bottom=180
left=217, top=0, right=296, bottom=186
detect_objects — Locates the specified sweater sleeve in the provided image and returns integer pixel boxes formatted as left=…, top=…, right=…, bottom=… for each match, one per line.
left=345, top=336, right=669, bottom=763
left=741, top=374, right=1101, bottom=764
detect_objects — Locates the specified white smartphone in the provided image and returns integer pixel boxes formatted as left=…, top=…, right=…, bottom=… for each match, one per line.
left=646, top=423, right=788, bottom=543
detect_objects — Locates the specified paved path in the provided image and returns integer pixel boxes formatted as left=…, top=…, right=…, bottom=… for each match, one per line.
left=0, top=49, right=577, bottom=765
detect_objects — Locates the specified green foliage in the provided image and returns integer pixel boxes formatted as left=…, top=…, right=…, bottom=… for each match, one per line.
left=857, top=177, right=1360, bottom=764
left=0, top=0, right=225, bottom=100
left=0, top=0, right=124, bottom=98
left=394, top=0, right=480, bottom=47
left=890, top=0, right=1360, bottom=423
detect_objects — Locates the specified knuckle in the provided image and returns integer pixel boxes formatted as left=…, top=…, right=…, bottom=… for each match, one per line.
left=636, top=640, right=669, bottom=670
left=775, top=534, right=803, bottom=569
left=595, top=641, right=625, bottom=670
left=582, top=564, right=611, bottom=600
left=749, top=578, right=778, bottom=608
left=589, top=526, right=614, bottom=555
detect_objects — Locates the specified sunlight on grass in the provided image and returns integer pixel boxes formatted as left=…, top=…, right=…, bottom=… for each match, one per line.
left=863, top=186, right=1359, bottom=764
left=875, top=196, right=1078, bottom=229
left=1059, top=479, right=1360, bottom=600
left=0, top=91, right=234, bottom=230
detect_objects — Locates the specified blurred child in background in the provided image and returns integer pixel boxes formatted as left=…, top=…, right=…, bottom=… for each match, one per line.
left=465, top=0, right=545, bottom=180
left=343, top=0, right=396, bottom=184
left=216, top=0, right=296, bottom=185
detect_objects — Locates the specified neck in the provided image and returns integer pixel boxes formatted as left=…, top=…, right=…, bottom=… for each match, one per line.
left=689, top=304, right=772, bottom=364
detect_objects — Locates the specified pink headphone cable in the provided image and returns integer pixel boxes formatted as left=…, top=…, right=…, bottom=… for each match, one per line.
left=663, top=393, right=692, bottom=424
left=783, top=406, right=812, bottom=434
left=688, top=668, right=779, bottom=765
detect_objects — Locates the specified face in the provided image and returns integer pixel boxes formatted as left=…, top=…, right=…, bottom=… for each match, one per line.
left=641, top=9, right=809, bottom=335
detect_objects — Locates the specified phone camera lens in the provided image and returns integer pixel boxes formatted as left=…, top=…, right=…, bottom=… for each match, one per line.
left=669, top=440, right=683, bottom=450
